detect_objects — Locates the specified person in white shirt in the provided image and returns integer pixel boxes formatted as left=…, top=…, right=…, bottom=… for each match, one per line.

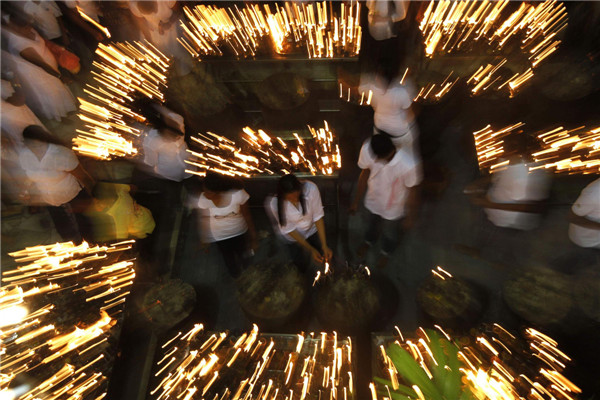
left=467, top=134, right=551, bottom=230
left=350, top=134, right=422, bottom=268
left=197, top=173, right=257, bottom=277
left=266, top=174, right=333, bottom=272
left=1, top=78, right=47, bottom=144
left=569, top=178, right=600, bottom=249
left=17, top=125, right=94, bottom=242
left=140, top=110, right=190, bottom=182
left=366, top=0, right=408, bottom=41
left=359, top=69, right=420, bottom=162
left=14, top=0, right=64, bottom=41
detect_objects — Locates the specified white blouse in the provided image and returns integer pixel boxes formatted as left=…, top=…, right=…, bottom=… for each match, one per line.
left=266, top=181, right=325, bottom=242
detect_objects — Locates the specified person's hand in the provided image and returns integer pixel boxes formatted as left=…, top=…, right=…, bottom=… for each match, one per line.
left=249, top=236, right=258, bottom=252
left=322, top=245, right=333, bottom=261
left=348, top=202, right=359, bottom=215
left=311, top=248, right=323, bottom=264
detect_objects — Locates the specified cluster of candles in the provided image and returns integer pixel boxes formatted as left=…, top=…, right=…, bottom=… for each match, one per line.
left=152, top=325, right=355, bottom=400
left=0, top=240, right=136, bottom=400
left=73, top=41, right=170, bottom=160
left=339, top=68, right=459, bottom=105
left=473, top=123, right=600, bottom=174
left=420, top=0, right=567, bottom=97
left=179, top=1, right=361, bottom=59
left=530, top=125, right=600, bottom=175
left=185, top=121, right=341, bottom=178
left=373, top=323, right=579, bottom=400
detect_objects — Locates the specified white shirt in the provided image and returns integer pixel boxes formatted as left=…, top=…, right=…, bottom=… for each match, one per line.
left=485, top=161, right=551, bottom=230
left=569, top=178, right=600, bottom=249
left=366, top=0, right=407, bottom=40
left=1, top=100, right=45, bottom=143
left=19, top=1, right=63, bottom=40
left=142, top=129, right=190, bottom=181
left=358, top=139, right=421, bottom=220
left=266, top=181, right=325, bottom=242
left=197, top=189, right=250, bottom=242
left=18, top=143, right=81, bottom=206
left=360, top=74, right=416, bottom=137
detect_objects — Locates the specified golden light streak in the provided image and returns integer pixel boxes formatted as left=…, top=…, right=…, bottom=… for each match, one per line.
left=181, top=2, right=360, bottom=60
left=73, top=41, right=169, bottom=160
left=1, top=240, right=135, bottom=398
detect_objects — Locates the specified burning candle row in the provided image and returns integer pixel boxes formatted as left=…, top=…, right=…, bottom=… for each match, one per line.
left=152, top=325, right=354, bottom=400
left=179, top=1, right=361, bottom=60
left=420, top=0, right=567, bottom=98
left=373, top=322, right=579, bottom=400
left=185, top=121, right=341, bottom=178
left=473, top=123, right=600, bottom=174
left=420, top=0, right=567, bottom=60
left=73, top=41, right=170, bottom=160
left=530, top=125, right=600, bottom=175
left=1, top=240, right=136, bottom=400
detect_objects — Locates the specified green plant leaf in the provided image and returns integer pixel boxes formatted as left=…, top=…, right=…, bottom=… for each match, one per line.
left=374, top=376, right=418, bottom=397
left=387, top=343, right=444, bottom=400
left=439, top=337, right=463, bottom=400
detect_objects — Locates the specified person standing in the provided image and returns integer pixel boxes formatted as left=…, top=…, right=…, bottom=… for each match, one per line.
left=196, top=173, right=257, bottom=278
left=266, top=174, right=333, bottom=272
left=350, top=134, right=422, bottom=268
left=359, top=68, right=420, bottom=162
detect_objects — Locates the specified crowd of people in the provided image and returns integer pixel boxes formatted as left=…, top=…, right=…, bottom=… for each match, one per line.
left=1, top=1, right=598, bottom=283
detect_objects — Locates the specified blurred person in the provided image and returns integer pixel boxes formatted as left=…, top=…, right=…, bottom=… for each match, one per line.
left=140, top=106, right=190, bottom=182
left=196, top=172, right=257, bottom=278
left=469, top=135, right=552, bottom=231
left=1, top=78, right=47, bottom=144
left=359, top=66, right=420, bottom=162
left=17, top=125, right=94, bottom=242
left=366, top=0, right=408, bottom=41
left=2, top=14, right=77, bottom=121
left=133, top=104, right=190, bottom=278
left=568, top=178, right=600, bottom=249
left=57, top=1, right=107, bottom=72
left=83, top=182, right=155, bottom=243
left=12, top=0, right=66, bottom=42
left=127, top=0, right=192, bottom=76
left=350, top=134, right=422, bottom=268
left=265, top=174, right=332, bottom=272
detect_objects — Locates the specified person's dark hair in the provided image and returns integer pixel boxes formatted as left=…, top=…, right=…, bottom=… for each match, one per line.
left=376, top=61, right=397, bottom=86
left=203, top=171, right=242, bottom=192
left=277, top=173, right=305, bottom=226
left=22, top=125, right=63, bottom=146
left=370, top=134, right=395, bottom=159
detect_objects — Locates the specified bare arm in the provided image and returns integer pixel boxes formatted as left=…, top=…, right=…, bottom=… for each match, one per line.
left=569, top=210, right=600, bottom=230
left=350, top=168, right=370, bottom=212
left=314, top=217, right=332, bottom=260
left=469, top=194, right=545, bottom=213
left=288, top=230, right=323, bottom=263
left=240, top=202, right=257, bottom=249
left=70, top=164, right=95, bottom=195
left=20, top=48, right=60, bottom=77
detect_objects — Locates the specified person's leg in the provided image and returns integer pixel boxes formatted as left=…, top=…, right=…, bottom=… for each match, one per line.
left=215, top=234, right=247, bottom=278
left=380, top=217, right=403, bottom=256
left=357, top=210, right=382, bottom=259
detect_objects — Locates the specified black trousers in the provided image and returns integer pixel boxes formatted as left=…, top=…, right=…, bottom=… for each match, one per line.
left=215, top=234, right=249, bottom=278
